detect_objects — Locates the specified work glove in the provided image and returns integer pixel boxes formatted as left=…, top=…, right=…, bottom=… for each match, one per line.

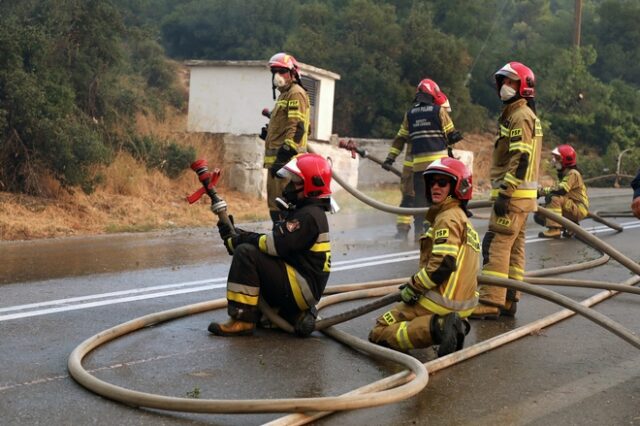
left=217, top=215, right=235, bottom=241
left=536, top=187, right=545, bottom=199
left=270, top=145, right=297, bottom=178
left=493, top=193, right=511, bottom=217
left=399, top=283, right=420, bottom=305
left=446, top=130, right=463, bottom=145
left=382, top=156, right=394, bottom=171
left=259, top=125, right=268, bottom=141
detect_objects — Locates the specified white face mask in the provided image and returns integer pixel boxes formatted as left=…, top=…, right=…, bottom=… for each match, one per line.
left=552, top=157, right=563, bottom=170
left=499, top=84, right=517, bottom=101
left=273, top=72, right=288, bottom=88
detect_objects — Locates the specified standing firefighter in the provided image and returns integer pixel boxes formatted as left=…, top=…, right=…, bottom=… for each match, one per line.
left=472, top=62, right=542, bottom=320
left=383, top=83, right=458, bottom=240
left=534, top=144, right=589, bottom=238
left=393, top=78, right=462, bottom=241
left=262, top=52, right=310, bottom=225
left=369, top=158, right=479, bottom=355
left=209, top=153, right=332, bottom=337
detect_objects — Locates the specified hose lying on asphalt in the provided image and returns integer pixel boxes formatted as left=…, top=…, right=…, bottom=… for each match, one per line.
left=67, top=174, right=639, bottom=419
left=68, top=288, right=429, bottom=414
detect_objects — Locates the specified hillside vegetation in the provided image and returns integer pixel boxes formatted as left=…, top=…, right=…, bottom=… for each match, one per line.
left=1, top=0, right=638, bottom=240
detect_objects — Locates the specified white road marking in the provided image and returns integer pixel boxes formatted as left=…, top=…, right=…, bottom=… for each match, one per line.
left=1, top=221, right=638, bottom=322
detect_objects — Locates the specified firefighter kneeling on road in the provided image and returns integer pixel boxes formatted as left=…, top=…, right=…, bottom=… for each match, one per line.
left=368, top=158, right=479, bottom=355
left=209, top=153, right=332, bottom=337
left=534, top=144, right=589, bottom=238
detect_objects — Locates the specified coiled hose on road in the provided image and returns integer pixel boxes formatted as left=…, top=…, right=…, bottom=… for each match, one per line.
left=67, top=168, right=639, bottom=422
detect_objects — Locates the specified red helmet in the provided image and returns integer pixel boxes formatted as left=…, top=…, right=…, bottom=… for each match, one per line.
left=495, top=62, right=535, bottom=98
left=269, top=52, right=300, bottom=76
left=278, top=153, right=332, bottom=198
left=416, top=78, right=448, bottom=105
left=552, top=144, right=577, bottom=168
left=423, top=157, right=473, bottom=202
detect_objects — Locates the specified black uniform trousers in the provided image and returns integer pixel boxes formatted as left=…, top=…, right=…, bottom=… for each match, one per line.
left=227, top=244, right=300, bottom=323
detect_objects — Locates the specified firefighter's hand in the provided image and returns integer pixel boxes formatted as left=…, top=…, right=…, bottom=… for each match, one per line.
left=493, top=193, right=511, bottom=217
left=382, top=156, right=394, bottom=171
left=399, top=283, right=419, bottom=305
left=259, top=125, right=268, bottom=141
left=270, top=145, right=296, bottom=177
left=536, top=187, right=545, bottom=198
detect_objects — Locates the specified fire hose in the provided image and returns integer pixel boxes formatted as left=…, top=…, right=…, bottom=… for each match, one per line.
left=331, top=144, right=624, bottom=231
left=67, top=157, right=639, bottom=420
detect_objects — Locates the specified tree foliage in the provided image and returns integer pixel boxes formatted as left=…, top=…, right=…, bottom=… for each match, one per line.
left=0, top=0, right=192, bottom=195
left=2, top=0, right=639, bottom=195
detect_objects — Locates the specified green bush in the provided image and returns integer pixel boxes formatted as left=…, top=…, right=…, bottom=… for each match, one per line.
left=126, top=134, right=195, bottom=178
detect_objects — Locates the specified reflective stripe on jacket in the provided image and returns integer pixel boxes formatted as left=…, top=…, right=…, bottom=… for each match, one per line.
left=256, top=199, right=330, bottom=305
left=264, top=83, right=310, bottom=167
left=490, top=98, right=542, bottom=202
left=406, top=103, right=454, bottom=171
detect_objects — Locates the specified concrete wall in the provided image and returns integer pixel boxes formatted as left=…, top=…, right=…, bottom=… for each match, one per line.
left=187, top=65, right=272, bottom=135
left=347, top=138, right=474, bottom=188
left=215, top=134, right=472, bottom=197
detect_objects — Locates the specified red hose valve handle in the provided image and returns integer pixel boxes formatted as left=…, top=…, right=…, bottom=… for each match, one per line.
left=186, top=160, right=221, bottom=204
left=338, top=139, right=358, bottom=159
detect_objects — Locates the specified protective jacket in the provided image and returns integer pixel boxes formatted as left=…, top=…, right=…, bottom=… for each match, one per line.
left=264, top=82, right=310, bottom=167
left=411, top=197, right=480, bottom=317
left=387, top=128, right=414, bottom=170
left=490, top=98, right=543, bottom=211
left=401, top=102, right=455, bottom=172
left=541, top=167, right=589, bottom=218
left=226, top=199, right=331, bottom=311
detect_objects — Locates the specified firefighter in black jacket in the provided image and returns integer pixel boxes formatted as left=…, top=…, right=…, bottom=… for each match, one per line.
left=209, top=153, right=332, bottom=337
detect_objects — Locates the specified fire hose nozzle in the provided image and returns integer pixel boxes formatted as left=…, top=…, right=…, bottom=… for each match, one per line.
left=186, top=159, right=222, bottom=204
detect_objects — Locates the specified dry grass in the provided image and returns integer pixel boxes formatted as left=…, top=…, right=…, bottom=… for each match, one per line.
left=0, top=109, right=510, bottom=241
left=0, top=109, right=269, bottom=241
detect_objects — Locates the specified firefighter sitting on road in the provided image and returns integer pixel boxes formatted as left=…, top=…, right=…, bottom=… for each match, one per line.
left=534, top=144, right=589, bottom=238
left=384, top=79, right=463, bottom=242
left=383, top=85, right=456, bottom=240
left=261, top=52, right=310, bottom=225
left=368, top=157, right=479, bottom=355
left=209, top=153, right=331, bottom=337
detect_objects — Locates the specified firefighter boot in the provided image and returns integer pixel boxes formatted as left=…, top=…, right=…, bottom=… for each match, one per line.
left=501, top=289, right=518, bottom=317
left=208, top=318, right=255, bottom=336
left=470, top=303, right=501, bottom=320
left=394, top=224, right=410, bottom=240
left=293, top=308, right=317, bottom=337
left=430, top=313, right=466, bottom=357
left=538, top=227, right=562, bottom=239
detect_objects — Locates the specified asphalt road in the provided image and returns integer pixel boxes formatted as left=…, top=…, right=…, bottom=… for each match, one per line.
left=1, top=188, right=639, bottom=425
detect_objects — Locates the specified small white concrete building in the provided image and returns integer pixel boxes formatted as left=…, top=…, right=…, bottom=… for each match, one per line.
left=185, top=60, right=341, bottom=141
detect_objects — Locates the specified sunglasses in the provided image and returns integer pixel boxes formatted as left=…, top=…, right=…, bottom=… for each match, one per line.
left=430, top=178, right=451, bottom=188
left=271, top=68, right=290, bottom=75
